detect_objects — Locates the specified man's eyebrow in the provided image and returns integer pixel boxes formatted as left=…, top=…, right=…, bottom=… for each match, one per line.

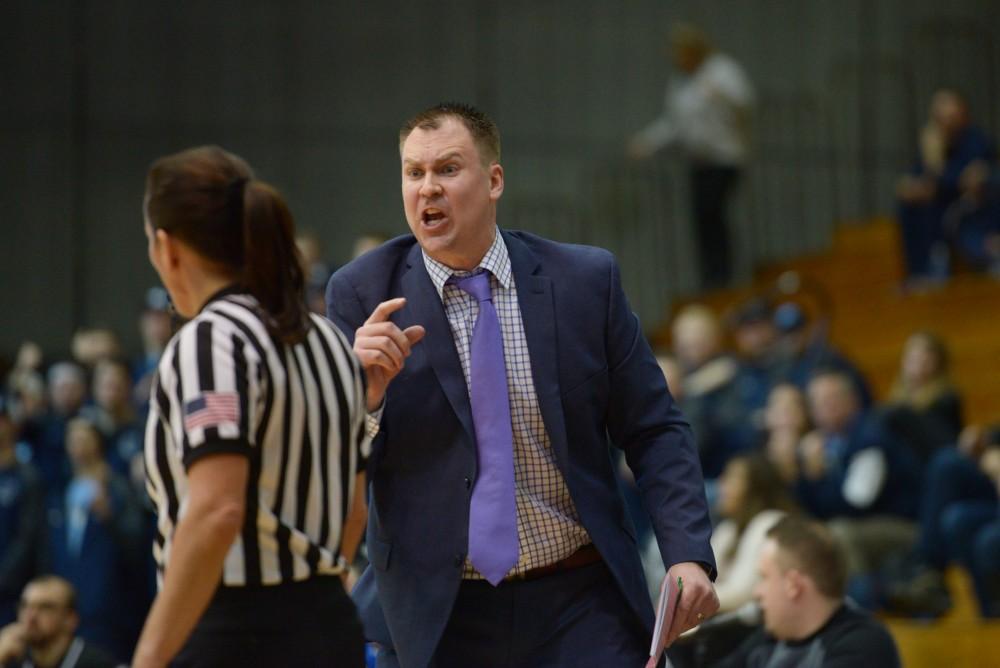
left=402, top=152, right=464, bottom=166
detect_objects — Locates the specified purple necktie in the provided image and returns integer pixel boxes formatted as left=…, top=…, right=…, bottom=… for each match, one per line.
left=453, top=271, right=519, bottom=585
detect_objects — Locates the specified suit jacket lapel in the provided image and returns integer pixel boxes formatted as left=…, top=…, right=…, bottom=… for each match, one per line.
left=400, top=245, right=476, bottom=446
left=503, top=231, right=571, bottom=469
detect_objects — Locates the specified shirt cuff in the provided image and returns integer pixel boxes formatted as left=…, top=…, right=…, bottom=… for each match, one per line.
left=365, top=401, right=385, bottom=439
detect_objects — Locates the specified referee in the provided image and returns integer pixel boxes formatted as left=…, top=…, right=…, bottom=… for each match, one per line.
left=133, top=146, right=368, bottom=667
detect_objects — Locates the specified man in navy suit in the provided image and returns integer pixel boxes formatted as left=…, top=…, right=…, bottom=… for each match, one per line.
left=326, top=103, right=717, bottom=668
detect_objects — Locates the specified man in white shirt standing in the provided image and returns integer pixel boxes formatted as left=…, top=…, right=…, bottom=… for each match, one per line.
left=629, top=23, right=755, bottom=291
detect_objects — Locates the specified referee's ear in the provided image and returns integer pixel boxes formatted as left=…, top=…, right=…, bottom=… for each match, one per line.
left=152, top=228, right=184, bottom=272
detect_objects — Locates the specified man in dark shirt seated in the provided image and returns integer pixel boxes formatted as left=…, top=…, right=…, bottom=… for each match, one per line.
left=717, top=516, right=900, bottom=668
left=0, top=576, right=118, bottom=668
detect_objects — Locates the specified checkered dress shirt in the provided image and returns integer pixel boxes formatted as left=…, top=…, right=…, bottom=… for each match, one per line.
left=421, top=230, right=591, bottom=578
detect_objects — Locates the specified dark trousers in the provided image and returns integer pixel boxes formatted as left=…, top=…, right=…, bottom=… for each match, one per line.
left=897, top=201, right=949, bottom=278
left=941, top=503, right=1000, bottom=616
left=376, top=561, right=651, bottom=668
left=173, top=576, right=365, bottom=667
left=916, top=448, right=998, bottom=570
left=690, top=165, right=741, bottom=290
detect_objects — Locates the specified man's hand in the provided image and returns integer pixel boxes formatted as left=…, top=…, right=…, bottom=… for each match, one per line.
left=896, top=175, right=936, bottom=204
left=353, top=298, right=425, bottom=411
left=645, top=562, right=719, bottom=666
left=800, top=431, right=827, bottom=480
left=0, top=622, right=26, bottom=663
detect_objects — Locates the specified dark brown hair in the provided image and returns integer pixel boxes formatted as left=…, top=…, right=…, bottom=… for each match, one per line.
left=399, top=102, right=501, bottom=164
left=767, top=516, right=847, bottom=598
left=24, top=575, right=77, bottom=612
left=144, top=146, right=310, bottom=344
left=727, top=454, right=798, bottom=532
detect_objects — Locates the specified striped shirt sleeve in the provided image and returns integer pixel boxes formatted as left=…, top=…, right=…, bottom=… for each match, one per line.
left=160, top=315, right=259, bottom=468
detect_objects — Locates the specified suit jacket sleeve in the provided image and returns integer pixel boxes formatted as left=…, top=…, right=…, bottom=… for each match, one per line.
left=602, top=259, right=716, bottom=577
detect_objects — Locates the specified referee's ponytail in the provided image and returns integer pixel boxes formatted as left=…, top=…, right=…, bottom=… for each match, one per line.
left=145, top=145, right=311, bottom=344
left=240, top=179, right=310, bottom=344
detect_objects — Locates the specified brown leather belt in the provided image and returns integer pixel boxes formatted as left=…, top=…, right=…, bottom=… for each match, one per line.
left=504, top=544, right=602, bottom=582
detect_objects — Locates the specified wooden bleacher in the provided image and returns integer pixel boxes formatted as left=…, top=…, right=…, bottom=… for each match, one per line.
left=661, top=218, right=1000, bottom=666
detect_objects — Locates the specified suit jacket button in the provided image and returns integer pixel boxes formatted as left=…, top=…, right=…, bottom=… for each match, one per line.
left=464, top=477, right=472, bottom=489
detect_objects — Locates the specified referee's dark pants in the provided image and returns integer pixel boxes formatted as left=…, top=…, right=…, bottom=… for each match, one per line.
left=172, top=576, right=364, bottom=667
left=690, top=164, right=741, bottom=291
left=375, top=556, right=655, bottom=668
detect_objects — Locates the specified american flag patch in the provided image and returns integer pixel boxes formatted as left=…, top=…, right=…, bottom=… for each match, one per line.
left=183, top=392, right=240, bottom=432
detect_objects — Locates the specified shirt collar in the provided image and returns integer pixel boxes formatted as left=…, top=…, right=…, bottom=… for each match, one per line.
left=421, top=227, right=513, bottom=300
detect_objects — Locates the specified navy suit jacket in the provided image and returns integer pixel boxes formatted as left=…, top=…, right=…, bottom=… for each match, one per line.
left=326, top=229, right=714, bottom=668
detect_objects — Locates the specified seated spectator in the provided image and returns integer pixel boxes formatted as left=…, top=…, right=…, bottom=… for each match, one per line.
left=45, top=419, right=144, bottom=662
left=952, top=158, right=1000, bottom=274
left=0, top=400, right=44, bottom=626
left=887, top=424, right=1000, bottom=617
left=896, top=88, right=996, bottom=287
left=0, top=575, right=118, bottom=668
left=881, top=331, right=963, bottom=464
left=797, top=371, right=921, bottom=604
left=712, top=455, right=797, bottom=613
left=69, top=330, right=121, bottom=372
left=770, top=301, right=873, bottom=410
left=965, top=446, right=1000, bottom=616
left=3, top=343, right=44, bottom=409
left=21, top=363, right=88, bottom=495
left=798, top=371, right=920, bottom=521
left=716, top=516, right=901, bottom=667
left=726, top=297, right=785, bottom=427
left=672, top=304, right=753, bottom=478
left=760, top=383, right=811, bottom=484
left=81, top=359, right=142, bottom=479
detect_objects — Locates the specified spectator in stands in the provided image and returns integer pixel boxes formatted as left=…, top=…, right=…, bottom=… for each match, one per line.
left=896, top=88, right=996, bottom=288
left=296, top=229, right=333, bottom=315
left=760, top=383, right=811, bottom=484
left=768, top=300, right=873, bottom=410
left=953, top=158, right=1000, bottom=274
left=671, top=304, right=752, bottom=479
left=716, top=516, right=901, bottom=667
left=0, top=400, right=44, bottom=626
left=351, top=232, right=389, bottom=260
left=45, top=418, right=144, bottom=662
left=881, top=331, right=963, bottom=464
left=966, top=445, right=1000, bottom=616
left=132, top=288, right=172, bottom=411
left=712, top=455, right=797, bottom=613
left=0, top=575, right=118, bottom=668
left=628, top=22, right=755, bottom=290
left=797, top=371, right=921, bottom=604
left=70, top=329, right=121, bottom=372
left=728, top=297, right=782, bottom=421
left=21, top=362, right=88, bottom=495
left=4, top=343, right=44, bottom=413
left=888, top=424, right=1000, bottom=617
left=81, top=359, right=142, bottom=479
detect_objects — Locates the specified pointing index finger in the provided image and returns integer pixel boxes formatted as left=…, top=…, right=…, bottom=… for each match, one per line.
left=365, top=298, right=407, bottom=325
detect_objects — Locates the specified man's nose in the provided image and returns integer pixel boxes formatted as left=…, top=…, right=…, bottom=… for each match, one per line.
left=419, top=174, right=442, bottom=198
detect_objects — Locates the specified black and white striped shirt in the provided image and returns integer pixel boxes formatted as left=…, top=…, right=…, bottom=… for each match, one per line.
left=144, top=289, right=369, bottom=587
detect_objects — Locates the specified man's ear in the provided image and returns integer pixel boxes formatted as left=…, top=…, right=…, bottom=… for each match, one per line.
left=63, top=609, right=80, bottom=637
left=784, top=568, right=806, bottom=600
left=488, top=162, right=504, bottom=202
